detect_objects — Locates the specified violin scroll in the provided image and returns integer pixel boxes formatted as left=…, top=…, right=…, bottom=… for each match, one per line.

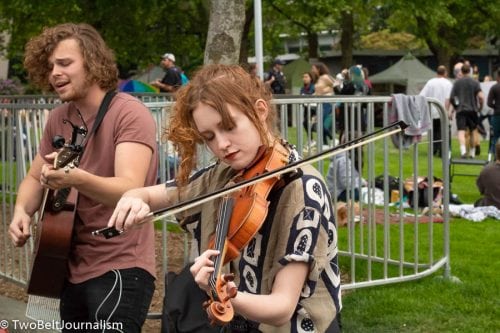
left=204, top=273, right=237, bottom=326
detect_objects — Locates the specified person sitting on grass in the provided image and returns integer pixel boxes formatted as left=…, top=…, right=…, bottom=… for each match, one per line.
left=326, top=148, right=361, bottom=202
left=475, top=140, right=500, bottom=209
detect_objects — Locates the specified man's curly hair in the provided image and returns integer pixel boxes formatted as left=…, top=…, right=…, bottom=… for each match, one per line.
left=23, top=23, right=118, bottom=92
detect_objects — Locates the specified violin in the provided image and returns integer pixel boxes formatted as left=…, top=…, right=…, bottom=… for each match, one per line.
left=204, top=143, right=290, bottom=326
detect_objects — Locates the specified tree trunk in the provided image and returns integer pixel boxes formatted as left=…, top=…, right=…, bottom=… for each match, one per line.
left=205, top=0, right=246, bottom=65
left=307, top=32, right=319, bottom=60
left=340, top=10, right=354, bottom=69
left=436, top=49, right=454, bottom=74
left=239, top=1, right=255, bottom=65
left=428, top=41, right=455, bottom=75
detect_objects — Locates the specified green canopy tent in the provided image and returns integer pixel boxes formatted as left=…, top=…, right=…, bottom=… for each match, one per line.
left=370, top=53, right=436, bottom=95
left=283, top=58, right=312, bottom=95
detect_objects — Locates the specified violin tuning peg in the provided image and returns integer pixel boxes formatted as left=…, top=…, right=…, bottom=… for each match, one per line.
left=226, top=286, right=238, bottom=300
left=222, top=273, right=235, bottom=282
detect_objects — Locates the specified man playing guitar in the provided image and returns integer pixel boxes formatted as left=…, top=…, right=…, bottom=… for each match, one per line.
left=9, top=23, right=158, bottom=332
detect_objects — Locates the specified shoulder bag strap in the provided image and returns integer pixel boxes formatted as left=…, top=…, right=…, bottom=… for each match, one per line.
left=90, top=91, right=116, bottom=137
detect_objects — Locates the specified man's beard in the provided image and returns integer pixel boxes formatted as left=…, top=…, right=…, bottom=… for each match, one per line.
left=59, top=79, right=91, bottom=102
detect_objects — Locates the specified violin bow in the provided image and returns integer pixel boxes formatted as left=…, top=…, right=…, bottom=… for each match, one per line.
left=93, top=120, right=407, bottom=238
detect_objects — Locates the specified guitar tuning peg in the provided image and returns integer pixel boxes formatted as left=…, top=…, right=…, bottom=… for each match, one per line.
left=52, top=135, right=66, bottom=148
left=77, top=126, right=88, bottom=136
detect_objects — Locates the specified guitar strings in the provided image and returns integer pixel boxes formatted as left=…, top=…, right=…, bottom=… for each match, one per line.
left=94, top=269, right=124, bottom=333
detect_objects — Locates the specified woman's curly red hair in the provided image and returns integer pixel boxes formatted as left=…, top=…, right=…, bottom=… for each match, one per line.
left=164, top=64, right=279, bottom=186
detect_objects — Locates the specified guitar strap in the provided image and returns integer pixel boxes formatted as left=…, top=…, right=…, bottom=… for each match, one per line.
left=79, top=90, right=116, bottom=159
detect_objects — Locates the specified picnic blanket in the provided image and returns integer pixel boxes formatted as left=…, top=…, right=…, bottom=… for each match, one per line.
left=449, top=204, right=500, bottom=222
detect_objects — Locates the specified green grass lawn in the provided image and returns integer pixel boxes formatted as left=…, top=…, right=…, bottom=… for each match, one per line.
left=334, top=137, right=500, bottom=332
left=340, top=219, right=500, bottom=333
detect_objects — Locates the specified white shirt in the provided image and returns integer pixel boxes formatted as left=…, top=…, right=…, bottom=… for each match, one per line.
left=419, top=77, right=453, bottom=119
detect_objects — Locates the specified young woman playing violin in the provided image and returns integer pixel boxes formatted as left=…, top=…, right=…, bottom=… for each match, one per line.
left=108, top=64, right=342, bottom=332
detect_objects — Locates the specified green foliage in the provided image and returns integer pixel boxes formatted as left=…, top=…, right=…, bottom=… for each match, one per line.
left=361, top=30, right=428, bottom=50
left=264, top=0, right=379, bottom=59
left=155, top=219, right=184, bottom=233
left=0, top=0, right=497, bottom=83
left=0, top=0, right=208, bottom=79
left=381, top=0, right=500, bottom=63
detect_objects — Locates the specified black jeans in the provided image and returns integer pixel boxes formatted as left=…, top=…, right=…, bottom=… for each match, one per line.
left=60, top=267, right=155, bottom=333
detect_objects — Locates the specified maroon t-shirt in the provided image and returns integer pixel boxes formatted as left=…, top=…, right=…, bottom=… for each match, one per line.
left=39, top=92, right=158, bottom=283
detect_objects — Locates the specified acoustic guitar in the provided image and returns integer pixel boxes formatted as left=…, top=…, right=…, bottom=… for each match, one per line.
left=27, top=146, right=80, bottom=298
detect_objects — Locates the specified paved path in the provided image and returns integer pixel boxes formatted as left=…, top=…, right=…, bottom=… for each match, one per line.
left=0, top=295, right=32, bottom=332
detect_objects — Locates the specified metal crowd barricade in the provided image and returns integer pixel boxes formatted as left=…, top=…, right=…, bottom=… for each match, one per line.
left=1, top=94, right=451, bottom=322
left=273, top=95, right=451, bottom=290
left=1, top=96, right=53, bottom=289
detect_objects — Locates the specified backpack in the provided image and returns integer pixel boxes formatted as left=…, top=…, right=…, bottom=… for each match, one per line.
left=180, top=72, right=189, bottom=85
left=403, top=176, right=444, bottom=208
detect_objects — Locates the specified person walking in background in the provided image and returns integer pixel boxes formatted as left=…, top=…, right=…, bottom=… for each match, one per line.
left=311, top=62, right=335, bottom=145
left=337, top=65, right=368, bottom=171
left=487, top=69, right=500, bottom=157
left=338, top=65, right=367, bottom=96
left=362, top=67, right=373, bottom=93
left=264, top=58, right=287, bottom=94
left=301, top=71, right=317, bottom=148
left=312, top=62, right=335, bottom=97
left=9, top=23, right=158, bottom=332
left=245, top=62, right=259, bottom=79
left=472, top=64, right=480, bottom=81
left=419, top=65, right=453, bottom=157
left=300, top=71, right=315, bottom=95
left=333, top=68, right=348, bottom=94
left=108, top=64, right=342, bottom=332
left=450, top=63, right=484, bottom=158
left=453, top=57, right=466, bottom=79
left=335, top=66, right=367, bottom=139
left=151, top=52, right=182, bottom=93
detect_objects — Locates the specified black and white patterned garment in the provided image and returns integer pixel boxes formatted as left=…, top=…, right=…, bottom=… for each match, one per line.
left=169, top=144, right=341, bottom=333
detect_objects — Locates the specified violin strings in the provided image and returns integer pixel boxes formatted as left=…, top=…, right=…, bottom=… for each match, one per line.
left=209, top=197, right=230, bottom=290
